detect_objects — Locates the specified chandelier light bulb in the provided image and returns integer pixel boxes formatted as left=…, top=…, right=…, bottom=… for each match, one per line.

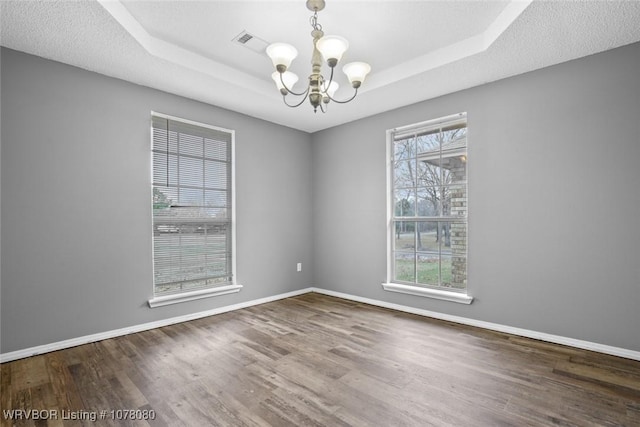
left=342, top=61, right=371, bottom=88
left=266, top=43, right=298, bottom=71
left=271, top=71, right=299, bottom=95
left=322, top=80, right=339, bottom=98
left=316, top=35, right=349, bottom=67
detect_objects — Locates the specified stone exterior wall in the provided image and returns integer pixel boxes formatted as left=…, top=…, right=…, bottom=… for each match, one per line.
left=448, top=156, right=467, bottom=289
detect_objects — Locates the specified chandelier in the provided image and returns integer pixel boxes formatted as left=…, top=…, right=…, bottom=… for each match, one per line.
left=266, top=0, right=371, bottom=113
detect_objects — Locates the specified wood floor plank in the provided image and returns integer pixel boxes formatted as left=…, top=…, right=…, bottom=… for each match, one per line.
left=2, top=293, right=640, bottom=426
left=553, top=359, right=640, bottom=397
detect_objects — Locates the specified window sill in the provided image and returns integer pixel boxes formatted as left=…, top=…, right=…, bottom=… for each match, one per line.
left=148, top=284, right=243, bottom=308
left=382, top=282, right=473, bottom=305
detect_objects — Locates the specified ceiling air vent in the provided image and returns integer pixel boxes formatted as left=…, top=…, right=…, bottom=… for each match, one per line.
left=237, top=33, right=253, bottom=44
left=232, top=30, right=269, bottom=54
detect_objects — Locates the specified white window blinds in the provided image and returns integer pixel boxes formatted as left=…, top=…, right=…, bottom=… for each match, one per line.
left=151, top=113, right=234, bottom=296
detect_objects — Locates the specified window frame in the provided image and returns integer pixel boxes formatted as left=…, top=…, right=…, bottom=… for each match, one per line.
left=148, top=112, right=241, bottom=308
left=383, top=113, right=473, bottom=304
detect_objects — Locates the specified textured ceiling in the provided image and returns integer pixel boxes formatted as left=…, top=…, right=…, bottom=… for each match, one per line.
left=2, top=0, right=640, bottom=133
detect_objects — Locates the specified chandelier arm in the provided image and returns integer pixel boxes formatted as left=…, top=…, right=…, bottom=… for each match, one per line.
left=318, top=102, right=327, bottom=113
left=324, top=87, right=359, bottom=104
left=282, top=89, right=311, bottom=108
left=280, top=72, right=308, bottom=97
left=320, top=66, right=335, bottom=95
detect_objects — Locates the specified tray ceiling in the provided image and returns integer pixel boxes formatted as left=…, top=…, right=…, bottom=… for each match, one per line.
left=2, top=0, right=640, bottom=133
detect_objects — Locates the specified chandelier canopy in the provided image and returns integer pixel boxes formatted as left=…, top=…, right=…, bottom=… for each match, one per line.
left=266, top=0, right=371, bottom=113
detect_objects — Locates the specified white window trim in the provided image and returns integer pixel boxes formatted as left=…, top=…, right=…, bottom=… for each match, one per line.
left=148, top=111, right=239, bottom=308
left=381, top=282, right=473, bottom=304
left=148, top=284, right=243, bottom=308
left=384, top=114, right=473, bottom=305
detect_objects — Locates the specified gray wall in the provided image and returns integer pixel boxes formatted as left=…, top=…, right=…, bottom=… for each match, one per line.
left=1, top=48, right=313, bottom=353
left=311, top=42, right=640, bottom=352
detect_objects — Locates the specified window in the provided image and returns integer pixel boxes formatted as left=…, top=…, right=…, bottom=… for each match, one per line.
left=384, top=113, right=472, bottom=304
left=148, top=113, right=240, bottom=307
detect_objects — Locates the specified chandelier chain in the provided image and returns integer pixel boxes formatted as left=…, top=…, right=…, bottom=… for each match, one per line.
left=310, top=10, right=323, bottom=32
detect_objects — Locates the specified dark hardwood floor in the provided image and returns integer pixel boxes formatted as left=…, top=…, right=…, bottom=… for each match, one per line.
left=2, top=293, right=640, bottom=426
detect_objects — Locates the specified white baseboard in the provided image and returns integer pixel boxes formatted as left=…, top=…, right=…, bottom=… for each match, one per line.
left=310, top=287, right=640, bottom=362
left=0, top=287, right=313, bottom=363
left=2, top=286, right=639, bottom=363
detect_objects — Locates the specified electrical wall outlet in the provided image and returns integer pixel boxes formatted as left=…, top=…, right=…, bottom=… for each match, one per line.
left=296, top=262, right=302, bottom=272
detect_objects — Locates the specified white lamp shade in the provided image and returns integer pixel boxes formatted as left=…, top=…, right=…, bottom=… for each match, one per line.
left=271, top=71, right=299, bottom=91
left=342, top=61, right=371, bottom=85
left=321, top=80, right=339, bottom=97
left=316, top=35, right=349, bottom=63
left=266, top=43, right=298, bottom=69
